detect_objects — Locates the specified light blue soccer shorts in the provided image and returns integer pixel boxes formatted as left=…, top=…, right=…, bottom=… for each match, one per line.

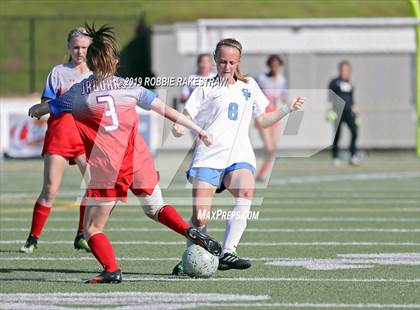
left=186, top=162, right=255, bottom=193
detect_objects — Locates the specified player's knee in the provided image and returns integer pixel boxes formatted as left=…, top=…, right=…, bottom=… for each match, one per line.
left=84, top=223, right=104, bottom=239
left=238, top=190, right=253, bottom=201
left=138, top=185, right=165, bottom=222
left=40, top=185, right=58, bottom=204
left=141, top=204, right=162, bottom=221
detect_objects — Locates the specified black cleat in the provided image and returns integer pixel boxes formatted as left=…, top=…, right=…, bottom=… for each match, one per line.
left=171, top=261, right=186, bottom=276
left=19, top=235, right=38, bottom=253
left=74, top=231, right=91, bottom=252
left=218, top=251, right=251, bottom=271
left=86, top=269, right=122, bottom=284
left=184, top=227, right=222, bottom=256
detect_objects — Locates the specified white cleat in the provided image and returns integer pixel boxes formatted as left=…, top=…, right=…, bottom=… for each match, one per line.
left=349, top=156, right=360, bottom=166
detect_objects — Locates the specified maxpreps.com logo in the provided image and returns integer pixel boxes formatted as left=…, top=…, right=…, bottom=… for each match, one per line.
left=242, top=88, right=251, bottom=101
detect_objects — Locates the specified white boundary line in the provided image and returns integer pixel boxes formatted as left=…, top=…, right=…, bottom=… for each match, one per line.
left=1, top=240, right=419, bottom=246
left=1, top=216, right=418, bottom=222
left=2, top=227, right=419, bottom=233
left=191, top=302, right=420, bottom=309
left=1, top=253, right=418, bottom=262
left=1, top=276, right=418, bottom=284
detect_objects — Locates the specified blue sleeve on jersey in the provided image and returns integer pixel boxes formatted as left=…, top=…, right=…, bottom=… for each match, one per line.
left=42, top=73, right=57, bottom=100
left=137, top=88, right=156, bottom=111
left=48, top=94, right=73, bottom=116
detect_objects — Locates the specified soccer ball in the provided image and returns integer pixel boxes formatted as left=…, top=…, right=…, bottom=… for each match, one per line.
left=182, top=244, right=219, bottom=278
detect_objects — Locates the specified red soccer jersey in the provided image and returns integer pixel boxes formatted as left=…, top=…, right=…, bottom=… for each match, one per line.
left=41, top=63, right=92, bottom=162
left=49, top=76, right=158, bottom=201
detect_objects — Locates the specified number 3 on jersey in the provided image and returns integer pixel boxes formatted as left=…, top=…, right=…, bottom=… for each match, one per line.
left=96, top=95, right=119, bottom=131
left=228, top=102, right=238, bottom=121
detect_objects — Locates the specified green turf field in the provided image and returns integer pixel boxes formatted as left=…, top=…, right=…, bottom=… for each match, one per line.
left=0, top=151, right=419, bottom=309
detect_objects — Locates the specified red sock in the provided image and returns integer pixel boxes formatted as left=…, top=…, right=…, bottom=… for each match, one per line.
left=29, top=202, right=51, bottom=238
left=87, top=233, right=119, bottom=272
left=158, top=205, right=189, bottom=236
left=257, top=159, right=271, bottom=179
left=78, top=199, right=87, bottom=232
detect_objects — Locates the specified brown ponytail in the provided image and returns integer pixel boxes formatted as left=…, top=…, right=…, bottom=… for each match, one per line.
left=84, top=23, right=119, bottom=81
left=214, top=38, right=248, bottom=83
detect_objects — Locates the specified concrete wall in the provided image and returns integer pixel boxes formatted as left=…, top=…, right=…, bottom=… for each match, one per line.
left=151, top=20, right=417, bottom=151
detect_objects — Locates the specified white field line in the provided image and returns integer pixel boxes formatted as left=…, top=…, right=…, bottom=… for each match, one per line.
left=1, top=171, right=419, bottom=198
left=31, top=277, right=420, bottom=284
left=1, top=216, right=418, bottom=223
left=265, top=253, right=420, bottom=270
left=2, top=227, right=419, bottom=233
left=2, top=208, right=419, bottom=213
left=187, top=302, right=420, bottom=309
left=0, top=292, right=270, bottom=310
left=268, top=171, right=420, bottom=186
left=0, top=207, right=420, bottom=212
left=117, top=277, right=420, bottom=283
left=262, top=199, right=420, bottom=205
left=1, top=253, right=418, bottom=262
left=0, top=276, right=418, bottom=284
left=1, top=292, right=418, bottom=309
left=1, top=240, right=420, bottom=246
left=2, top=188, right=420, bottom=200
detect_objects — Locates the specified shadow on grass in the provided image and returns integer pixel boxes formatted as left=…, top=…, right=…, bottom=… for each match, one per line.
left=0, top=267, right=169, bottom=277
left=0, top=250, right=22, bottom=254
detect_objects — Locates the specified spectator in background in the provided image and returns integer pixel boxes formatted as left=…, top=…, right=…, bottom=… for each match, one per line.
left=327, top=61, right=360, bottom=166
left=255, top=54, right=288, bottom=182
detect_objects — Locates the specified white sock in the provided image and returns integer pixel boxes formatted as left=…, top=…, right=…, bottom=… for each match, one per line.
left=186, top=218, right=207, bottom=248
left=221, top=197, right=251, bottom=256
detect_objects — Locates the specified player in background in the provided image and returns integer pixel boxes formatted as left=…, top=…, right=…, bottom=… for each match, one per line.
left=171, top=38, right=304, bottom=274
left=255, top=54, right=288, bottom=182
left=179, top=54, right=214, bottom=140
left=180, top=53, right=214, bottom=104
left=29, top=24, right=221, bottom=284
left=20, top=28, right=92, bottom=254
left=327, top=61, right=360, bottom=166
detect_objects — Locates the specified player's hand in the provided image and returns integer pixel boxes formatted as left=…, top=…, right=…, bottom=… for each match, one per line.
left=199, top=130, right=213, bottom=146
left=172, top=123, right=185, bottom=137
left=28, top=104, right=43, bottom=119
left=288, top=96, right=305, bottom=111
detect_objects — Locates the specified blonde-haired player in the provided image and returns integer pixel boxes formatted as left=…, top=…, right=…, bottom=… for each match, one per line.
left=172, top=38, right=304, bottom=273
left=20, top=28, right=92, bottom=253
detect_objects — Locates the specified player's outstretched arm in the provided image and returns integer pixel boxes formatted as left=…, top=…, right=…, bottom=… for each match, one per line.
left=256, top=96, right=305, bottom=128
left=171, top=109, right=191, bottom=137
left=28, top=102, right=51, bottom=119
left=150, top=98, right=212, bottom=146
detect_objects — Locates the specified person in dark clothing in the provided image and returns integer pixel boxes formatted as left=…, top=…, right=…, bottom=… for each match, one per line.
left=328, top=61, right=360, bottom=166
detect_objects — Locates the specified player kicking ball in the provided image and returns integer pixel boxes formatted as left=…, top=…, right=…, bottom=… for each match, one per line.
left=172, top=38, right=304, bottom=274
left=28, top=24, right=221, bottom=284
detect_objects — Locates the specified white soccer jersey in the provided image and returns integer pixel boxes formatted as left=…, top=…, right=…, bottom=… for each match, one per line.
left=256, top=73, right=288, bottom=105
left=185, top=77, right=269, bottom=169
left=181, top=73, right=216, bottom=100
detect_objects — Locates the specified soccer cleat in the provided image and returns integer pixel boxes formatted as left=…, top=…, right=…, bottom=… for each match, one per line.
left=218, top=251, right=251, bottom=271
left=349, top=156, right=360, bottom=166
left=86, top=269, right=122, bottom=284
left=74, top=232, right=91, bottom=252
left=184, top=227, right=222, bottom=256
left=19, top=235, right=38, bottom=253
left=171, top=261, right=186, bottom=276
